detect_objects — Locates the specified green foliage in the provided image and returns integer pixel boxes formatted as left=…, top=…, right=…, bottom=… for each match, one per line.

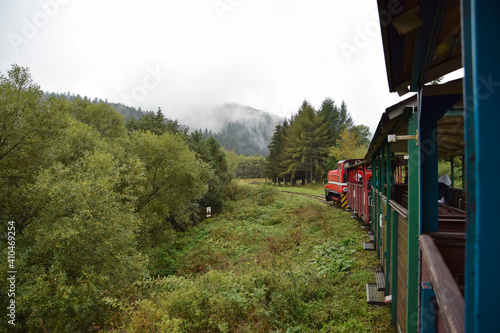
left=221, top=147, right=240, bottom=176
left=438, top=157, right=463, bottom=188
left=265, top=120, right=288, bottom=181
left=187, top=131, right=232, bottom=211
left=68, top=97, right=128, bottom=140
left=266, top=98, right=370, bottom=184
left=0, top=65, right=69, bottom=232
left=330, top=127, right=369, bottom=162
left=126, top=107, right=187, bottom=135
left=279, top=101, right=331, bottom=183
left=319, top=98, right=353, bottom=146
left=18, top=150, right=148, bottom=331
left=105, top=184, right=394, bottom=332
left=310, top=241, right=356, bottom=276
left=0, top=65, right=233, bottom=331
left=0, top=65, right=384, bottom=332
left=127, top=130, right=213, bottom=233
left=235, top=155, right=266, bottom=178
left=247, top=184, right=278, bottom=206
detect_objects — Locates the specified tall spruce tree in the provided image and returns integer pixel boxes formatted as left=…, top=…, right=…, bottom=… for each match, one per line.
left=282, top=101, right=331, bottom=183
left=265, top=120, right=288, bottom=182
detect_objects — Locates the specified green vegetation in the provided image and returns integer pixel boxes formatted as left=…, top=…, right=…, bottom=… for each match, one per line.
left=438, top=157, right=464, bottom=189
left=1, top=65, right=389, bottom=332
left=0, top=65, right=231, bottom=332
left=265, top=99, right=371, bottom=184
left=224, top=150, right=267, bottom=179
left=104, top=183, right=395, bottom=332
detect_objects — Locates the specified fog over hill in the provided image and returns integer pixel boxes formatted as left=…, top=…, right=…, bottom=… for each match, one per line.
left=182, top=103, right=280, bottom=133
left=44, top=92, right=281, bottom=157
left=183, top=103, right=282, bottom=157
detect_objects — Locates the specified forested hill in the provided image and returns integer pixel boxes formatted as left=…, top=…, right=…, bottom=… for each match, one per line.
left=43, top=92, right=146, bottom=119
left=44, top=93, right=280, bottom=157
left=198, top=104, right=281, bottom=157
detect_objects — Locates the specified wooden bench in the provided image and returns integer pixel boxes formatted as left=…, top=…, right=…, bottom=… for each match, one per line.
left=438, top=203, right=466, bottom=232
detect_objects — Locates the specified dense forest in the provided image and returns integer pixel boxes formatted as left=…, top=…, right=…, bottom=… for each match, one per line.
left=45, top=93, right=280, bottom=158
left=265, top=99, right=371, bottom=184
left=44, top=92, right=146, bottom=120
left=0, top=65, right=233, bottom=331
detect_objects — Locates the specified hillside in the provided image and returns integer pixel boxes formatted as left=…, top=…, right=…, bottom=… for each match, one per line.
left=198, top=104, right=282, bottom=157
left=44, top=93, right=279, bottom=157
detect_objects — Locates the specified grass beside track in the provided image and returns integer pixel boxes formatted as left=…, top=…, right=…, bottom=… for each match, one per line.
left=235, top=178, right=327, bottom=197
left=106, top=182, right=395, bottom=333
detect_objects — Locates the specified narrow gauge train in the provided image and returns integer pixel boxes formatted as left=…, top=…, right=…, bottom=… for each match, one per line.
left=343, top=93, right=467, bottom=333
left=324, top=159, right=371, bottom=204
left=327, top=0, right=500, bottom=332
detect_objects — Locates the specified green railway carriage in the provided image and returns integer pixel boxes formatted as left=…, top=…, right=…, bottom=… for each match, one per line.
left=342, top=0, right=500, bottom=331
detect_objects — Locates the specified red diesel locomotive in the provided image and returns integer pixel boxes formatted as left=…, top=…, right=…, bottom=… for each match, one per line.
left=324, top=159, right=370, bottom=204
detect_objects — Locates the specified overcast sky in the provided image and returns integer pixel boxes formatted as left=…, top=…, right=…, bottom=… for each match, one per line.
left=0, top=0, right=409, bottom=134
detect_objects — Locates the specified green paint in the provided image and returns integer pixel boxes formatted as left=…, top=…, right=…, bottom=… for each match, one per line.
left=377, top=146, right=386, bottom=258
left=450, top=156, right=455, bottom=188
left=407, top=112, right=420, bottom=333
left=391, top=209, right=399, bottom=326
left=385, top=143, right=392, bottom=293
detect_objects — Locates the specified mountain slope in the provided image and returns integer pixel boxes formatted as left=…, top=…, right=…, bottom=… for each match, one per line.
left=195, top=104, right=282, bottom=157
left=44, top=92, right=280, bottom=157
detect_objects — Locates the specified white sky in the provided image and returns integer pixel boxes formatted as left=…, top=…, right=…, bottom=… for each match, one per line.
left=0, top=0, right=409, bottom=134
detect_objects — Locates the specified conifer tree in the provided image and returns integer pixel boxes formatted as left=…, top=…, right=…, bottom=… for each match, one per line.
left=282, top=101, right=331, bottom=183
left=265, top=120, right=288, bottom=181
left=330, top=126, right=369, bottom=161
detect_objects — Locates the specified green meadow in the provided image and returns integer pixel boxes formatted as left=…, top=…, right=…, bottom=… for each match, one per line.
left=106, top=182, right=394, bottom=332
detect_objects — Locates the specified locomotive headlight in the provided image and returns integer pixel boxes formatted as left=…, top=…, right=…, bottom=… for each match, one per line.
left=343, top=187, right=347, bottom=193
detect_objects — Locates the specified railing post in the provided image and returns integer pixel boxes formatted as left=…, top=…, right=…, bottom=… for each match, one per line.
left=379, top=148, right=385, bottom=259
left=385, top=143, right=392, bottom=293
left=391, top=209, right=399, bottom=326
left=462, top=1, right=500, bottom=331
left=374, top=151, right=381, bottom=254
left=419, top=98, right=438, bottom=234
left=407, top=111, right=420, bottom=333
left=420, top=282, right=437, bottom=333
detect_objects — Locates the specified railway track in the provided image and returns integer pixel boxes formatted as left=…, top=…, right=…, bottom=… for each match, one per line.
left=281, top=191, right=332, bottom=205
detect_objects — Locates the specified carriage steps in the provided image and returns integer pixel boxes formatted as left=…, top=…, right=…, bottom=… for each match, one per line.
left=363, top=231, right=375, bottom=251
left=375, top=271, right=385, bottom=291
left=366, top=271, right=387, bottom=305
left=366, top=283, right=386, bottom=305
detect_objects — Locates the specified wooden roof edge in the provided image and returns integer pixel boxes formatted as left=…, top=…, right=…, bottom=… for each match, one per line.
left=365, top=95, right=418, bottom=161
left=344, top=160, right=367, bottom=170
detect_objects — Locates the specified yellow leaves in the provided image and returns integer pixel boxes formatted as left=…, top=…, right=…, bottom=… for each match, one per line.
left=330, top=127, right=369, bottom=161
